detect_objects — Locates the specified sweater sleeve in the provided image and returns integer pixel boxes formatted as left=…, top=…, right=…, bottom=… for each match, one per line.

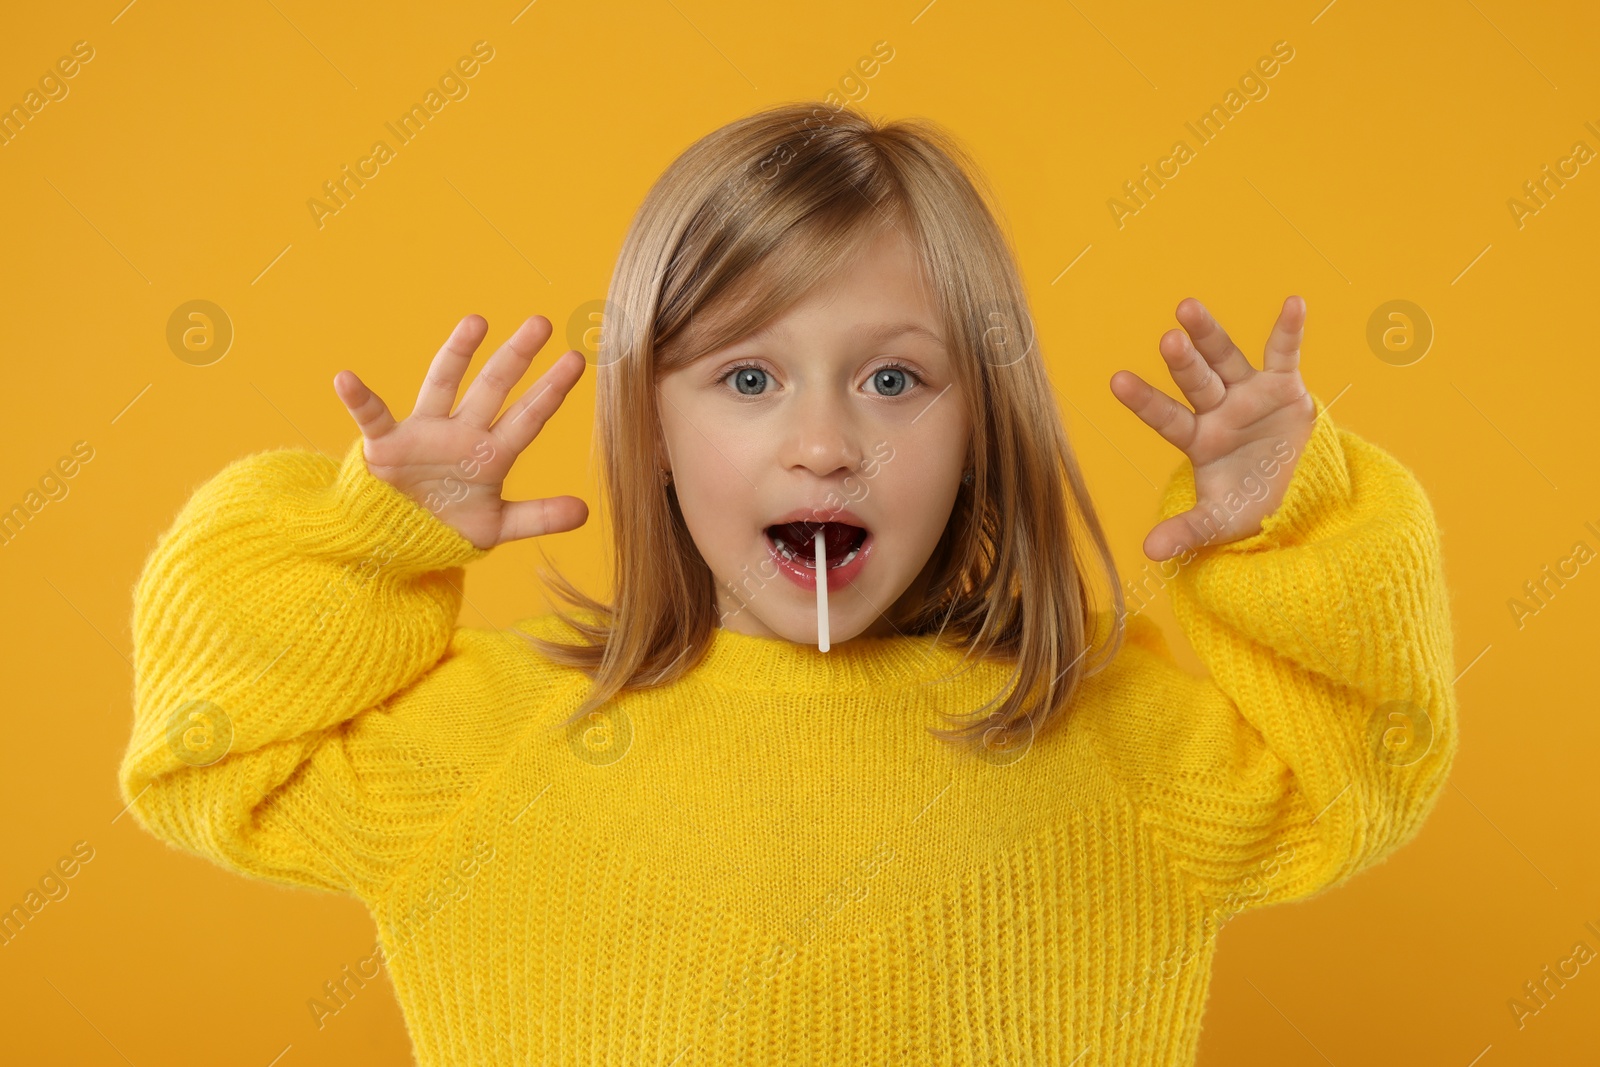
left=1089, top=392, right=1458, bottom=922
left=118, top=437, right=543, bottom=900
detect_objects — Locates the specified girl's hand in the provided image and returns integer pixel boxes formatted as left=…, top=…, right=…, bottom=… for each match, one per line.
left=332, top=314, right=589, bottom=551
left=1109, top=296, right=1317, bottom=563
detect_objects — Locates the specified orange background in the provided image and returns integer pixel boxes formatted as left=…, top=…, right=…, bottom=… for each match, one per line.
left=2, top=1, right=1596, bottom=1063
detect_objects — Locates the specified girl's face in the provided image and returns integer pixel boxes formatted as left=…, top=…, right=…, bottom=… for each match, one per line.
left=655, top=226, right=971, bottom=646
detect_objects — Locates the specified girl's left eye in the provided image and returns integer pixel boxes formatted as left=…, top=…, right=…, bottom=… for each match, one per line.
left=719, top=362, right=924, bottom=398
left=865, top=363, right=921, bottom=397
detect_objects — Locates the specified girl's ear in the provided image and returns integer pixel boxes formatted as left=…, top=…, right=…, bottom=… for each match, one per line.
left=653, top=432, right=675, bottom=483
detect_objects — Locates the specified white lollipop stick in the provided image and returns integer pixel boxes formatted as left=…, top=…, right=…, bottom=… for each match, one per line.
left=815, top=529, right=830, bottom=653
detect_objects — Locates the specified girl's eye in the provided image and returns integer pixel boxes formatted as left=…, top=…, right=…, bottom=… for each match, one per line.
left=867, top=364, right=920, bottom=397
left=725, top=365, right=769, bottom=396
left=718, top=361, right=924, bottom=398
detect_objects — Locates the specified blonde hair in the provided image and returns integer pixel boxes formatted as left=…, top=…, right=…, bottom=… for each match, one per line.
left=523, top=100, right=1126, bottom=755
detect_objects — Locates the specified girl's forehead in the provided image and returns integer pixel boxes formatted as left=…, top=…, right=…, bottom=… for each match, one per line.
left=747, top=316, right=947, bottom=350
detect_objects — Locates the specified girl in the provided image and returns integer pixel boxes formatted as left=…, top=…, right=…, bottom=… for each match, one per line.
left=120, top=102, right=1457, bottom=1065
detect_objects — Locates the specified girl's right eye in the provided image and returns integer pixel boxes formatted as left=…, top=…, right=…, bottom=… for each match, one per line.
left=722, top=364, right=771, bottom=396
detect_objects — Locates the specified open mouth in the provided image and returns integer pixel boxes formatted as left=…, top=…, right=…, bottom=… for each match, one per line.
left=764, top=521, right=869, bottom=570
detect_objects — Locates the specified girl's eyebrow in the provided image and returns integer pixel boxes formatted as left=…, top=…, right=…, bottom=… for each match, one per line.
left=746, top=319, right=947, bottom=349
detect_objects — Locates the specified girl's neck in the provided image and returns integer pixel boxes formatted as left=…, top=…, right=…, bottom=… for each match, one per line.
left=699, top=622, right=982, bottom=694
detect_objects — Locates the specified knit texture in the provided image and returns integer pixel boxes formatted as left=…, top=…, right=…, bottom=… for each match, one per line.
left=119, top=392, right=1457, bottom=1066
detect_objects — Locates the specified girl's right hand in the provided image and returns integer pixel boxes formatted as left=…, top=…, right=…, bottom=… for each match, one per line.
left=332, top=314, right=589, bottom=551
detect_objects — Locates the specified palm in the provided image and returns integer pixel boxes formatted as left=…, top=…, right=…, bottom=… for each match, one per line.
left=358, top=417, right=520, bottom=550
left=332, top=314, right=589, bottom=551
left=1110, top=296, right=1317, bottom=562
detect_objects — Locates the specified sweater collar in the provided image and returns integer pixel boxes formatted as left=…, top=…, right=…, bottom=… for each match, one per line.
left=696, top=623, right=994, bottom=694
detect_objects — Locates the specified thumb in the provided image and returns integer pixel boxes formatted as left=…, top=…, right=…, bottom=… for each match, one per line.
left=1143, top=511, right=1218, bottom=563
left=496, top=495, right=589, bottom=545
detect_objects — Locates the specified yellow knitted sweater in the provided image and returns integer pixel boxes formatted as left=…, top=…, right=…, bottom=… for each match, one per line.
left=119, top=393, right=1457, bottom=1066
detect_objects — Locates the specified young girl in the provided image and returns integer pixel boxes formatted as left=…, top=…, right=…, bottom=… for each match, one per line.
left=120, top=102, right=1457, bottom=1065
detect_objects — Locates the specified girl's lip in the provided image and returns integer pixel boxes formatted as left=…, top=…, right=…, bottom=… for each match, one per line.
left=765, top=506, right=870, bottom=529
left=765, top=529, right=873, bottom=590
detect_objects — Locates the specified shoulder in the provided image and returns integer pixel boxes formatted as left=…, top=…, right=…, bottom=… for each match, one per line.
left=509, top=609, right=607, bottom=645
left=1077, top=613, right=1187, bottom=699
left=1065, top=611, right=1214, bottom=739
left=416, top=612, right=598, bottom=708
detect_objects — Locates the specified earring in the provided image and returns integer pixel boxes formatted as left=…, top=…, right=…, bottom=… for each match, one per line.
left=962, top=468, right=974, bottom=487
left=659, top=467, right=673, bottom=487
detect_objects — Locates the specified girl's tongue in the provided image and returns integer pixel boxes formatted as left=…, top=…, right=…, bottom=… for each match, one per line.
left=767, top=521, right=867, bottom=566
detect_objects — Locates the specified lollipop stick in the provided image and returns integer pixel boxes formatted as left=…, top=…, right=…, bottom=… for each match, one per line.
left=815, top=529, right=829, bottom=653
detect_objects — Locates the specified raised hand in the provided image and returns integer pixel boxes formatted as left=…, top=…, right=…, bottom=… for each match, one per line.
left=332, top=314, right=589, bottom=551
left=1109, top=296, right=1317, bottom=562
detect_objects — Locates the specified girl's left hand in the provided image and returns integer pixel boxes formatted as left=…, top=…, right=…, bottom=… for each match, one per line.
left=1110, top=295, right=1317, bottom=563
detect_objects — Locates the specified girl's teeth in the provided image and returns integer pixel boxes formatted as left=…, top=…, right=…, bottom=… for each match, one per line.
left=771, top=536, right=860, bottom=570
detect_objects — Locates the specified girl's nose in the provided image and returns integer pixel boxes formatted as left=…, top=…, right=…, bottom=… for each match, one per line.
left=783, top=390, right=864, bottom=479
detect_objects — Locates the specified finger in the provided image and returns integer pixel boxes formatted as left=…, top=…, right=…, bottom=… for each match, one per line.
left=497, top=495, right=589, bottom=544
left=492, top=349, right=586, bottom=454
left=1144, top=510, right=1232, bottom=563
left=455, top=315, right=554, bottom=430
left=414, top=315, right=490, bottom=418
left=1157, top=326, right=1227, bottom=414
left=332, top=370, right=400, bottom=440
left=1108, top=369, right=1197, bottom=452
left=1262, top=295, right=1306, bottom=374
left=1174, top=298, right=1256, bottom=388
